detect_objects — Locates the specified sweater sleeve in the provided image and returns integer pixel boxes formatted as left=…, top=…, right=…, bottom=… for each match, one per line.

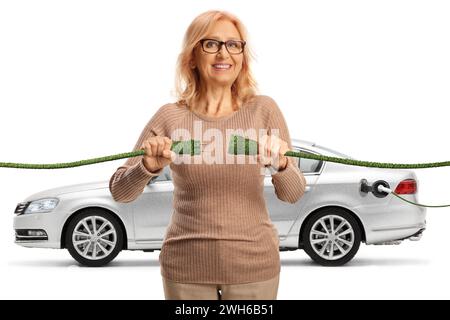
left=109, top=105, right=168, bottom=203
left=265, top=96, right=307, bottom=204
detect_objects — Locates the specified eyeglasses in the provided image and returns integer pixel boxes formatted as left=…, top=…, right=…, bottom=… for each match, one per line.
left=198, top=38, right=246, bottom=55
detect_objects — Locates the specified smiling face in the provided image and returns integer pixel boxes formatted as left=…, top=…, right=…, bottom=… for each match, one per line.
left=192, top=19, right=244, bottom=89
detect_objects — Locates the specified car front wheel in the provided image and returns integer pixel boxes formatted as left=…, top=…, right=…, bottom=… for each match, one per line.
left=66, top=210, right=123, bottom=267
left=302, top=209, right=361, bottom=266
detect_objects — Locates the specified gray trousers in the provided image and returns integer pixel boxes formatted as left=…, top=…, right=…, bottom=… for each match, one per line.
left=162, top=273, right=280, bottom=300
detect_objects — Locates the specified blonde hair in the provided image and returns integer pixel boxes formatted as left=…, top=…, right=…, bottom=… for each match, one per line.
left=174, top=10, right=259, bottom=111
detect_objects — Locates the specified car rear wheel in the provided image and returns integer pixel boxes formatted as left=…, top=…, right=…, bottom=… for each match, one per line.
left=302, top=209, right=361, bottom=266
left=66, top=210, right=123, bottom=267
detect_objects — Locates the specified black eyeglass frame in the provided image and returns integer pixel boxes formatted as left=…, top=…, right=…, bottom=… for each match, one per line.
left=198, top=38, right=246, bottom=55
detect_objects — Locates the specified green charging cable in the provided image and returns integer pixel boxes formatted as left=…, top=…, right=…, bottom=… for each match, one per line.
left=0, top=135, right=448, bottom=207
left=0, top=140, right=201, bottom=169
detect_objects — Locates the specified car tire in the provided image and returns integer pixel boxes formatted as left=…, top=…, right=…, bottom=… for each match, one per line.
left=302, top=208, right=361, bottom=266
left=66, top=209, right=123, bottom=267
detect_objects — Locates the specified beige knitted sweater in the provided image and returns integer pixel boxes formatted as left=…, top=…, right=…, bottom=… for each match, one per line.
left=109, top=95, right=306, bottom=284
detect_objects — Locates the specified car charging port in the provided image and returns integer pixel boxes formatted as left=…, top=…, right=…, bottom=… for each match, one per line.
left=360, top=179, right=391, bottom=198
left=372, top=180, right=390, bottom=198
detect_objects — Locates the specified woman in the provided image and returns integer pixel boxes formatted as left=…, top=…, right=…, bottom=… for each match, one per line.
left=109, top=10, right=306, bottom=300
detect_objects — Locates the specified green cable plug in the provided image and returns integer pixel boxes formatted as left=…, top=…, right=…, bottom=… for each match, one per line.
left=171, top=139, right=201, bottom=156
left=227, top=134, right=259, bottom=155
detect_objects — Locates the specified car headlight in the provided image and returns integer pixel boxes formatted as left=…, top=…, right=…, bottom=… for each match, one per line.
left=24, top=198, right=59, bottom=214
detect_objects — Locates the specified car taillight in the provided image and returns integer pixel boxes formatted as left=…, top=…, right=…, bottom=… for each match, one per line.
left=394, top=179, right=417, bottom=194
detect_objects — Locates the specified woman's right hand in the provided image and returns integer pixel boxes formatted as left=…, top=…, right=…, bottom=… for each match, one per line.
left=141, top=136, right=175, bottom=173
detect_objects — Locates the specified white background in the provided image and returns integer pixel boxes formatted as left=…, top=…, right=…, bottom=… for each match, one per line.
left=1, top=0, right=449, bottom=299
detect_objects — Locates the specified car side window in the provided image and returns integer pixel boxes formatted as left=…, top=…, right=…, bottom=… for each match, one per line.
left=295, top=148, right=322, bottom=174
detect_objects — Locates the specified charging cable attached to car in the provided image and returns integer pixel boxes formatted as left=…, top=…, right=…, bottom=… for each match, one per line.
left=359, top=178, right=448, bottom=208
left=1, top=135, right=449, bottom=208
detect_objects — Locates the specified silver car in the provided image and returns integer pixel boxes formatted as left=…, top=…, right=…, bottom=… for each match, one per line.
left=13, top=138, right=426, bottom=267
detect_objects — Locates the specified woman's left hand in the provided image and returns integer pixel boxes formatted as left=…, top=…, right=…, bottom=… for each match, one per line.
left=257, top=134, right=289, bottom=171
